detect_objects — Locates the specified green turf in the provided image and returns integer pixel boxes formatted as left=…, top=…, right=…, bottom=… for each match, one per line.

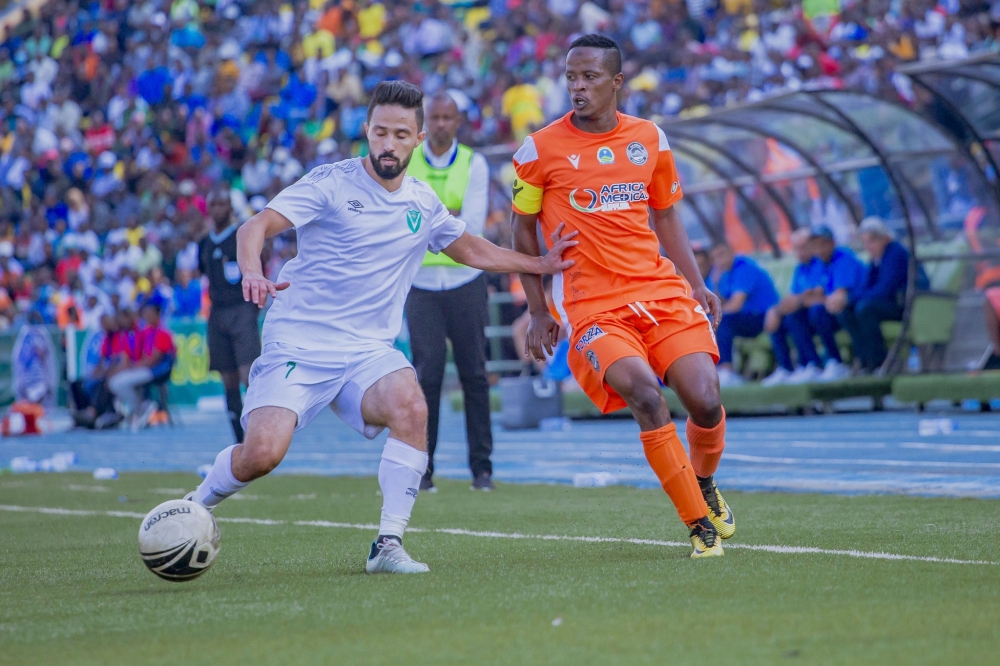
left=2, top=473, right=998, bottom=665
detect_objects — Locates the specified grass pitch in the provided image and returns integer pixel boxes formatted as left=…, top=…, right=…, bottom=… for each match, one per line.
left=2, top=472, right=998, bottom=665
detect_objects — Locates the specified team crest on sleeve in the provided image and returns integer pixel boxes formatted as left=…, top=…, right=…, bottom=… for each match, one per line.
left=671, top=182, right=679, bottom=194
left=627, top=142, right=649, bottom=165
left=574, top=325, right=606, bottom=353
left=597, top=146, right=615, bottom=165
left=406, top=209, right=422, bottom=233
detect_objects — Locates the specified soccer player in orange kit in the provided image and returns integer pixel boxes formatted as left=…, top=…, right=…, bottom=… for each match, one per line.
left=511, top=34, right=734, bottom=557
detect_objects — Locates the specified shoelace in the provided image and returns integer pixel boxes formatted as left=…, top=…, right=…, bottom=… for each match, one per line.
left=376, top=541, right=414, bottom=564
left=692, top=523, right=718, bottom=549
left=703, top=484, right=723, bottom=516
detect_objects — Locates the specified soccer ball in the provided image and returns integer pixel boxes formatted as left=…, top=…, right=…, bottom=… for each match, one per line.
left=138, top=499, right=220, bottom=582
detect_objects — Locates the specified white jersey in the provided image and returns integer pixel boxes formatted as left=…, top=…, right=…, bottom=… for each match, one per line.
left=263, top=157, right=466, bottom=352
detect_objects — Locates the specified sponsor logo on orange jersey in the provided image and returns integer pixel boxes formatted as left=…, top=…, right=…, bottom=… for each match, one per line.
left=574, top=325, right=606, bottom=353
left=568, top=182, right=649, bottom=213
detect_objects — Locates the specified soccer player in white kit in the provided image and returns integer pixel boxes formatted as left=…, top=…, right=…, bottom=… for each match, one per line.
left=184, top=81, right=577, bottom=574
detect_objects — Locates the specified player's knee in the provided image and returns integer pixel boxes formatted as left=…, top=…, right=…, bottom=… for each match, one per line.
left=627, top=383, right=667, bottom=422
left=390, top=393, right=428, bottom=430
left=688, top=394, right=723, bottom=428
left=240, top=443, right=284, bottom=477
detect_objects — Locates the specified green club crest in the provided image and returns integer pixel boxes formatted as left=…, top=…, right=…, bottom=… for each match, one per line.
left=406, top=209, right=422, bottom=233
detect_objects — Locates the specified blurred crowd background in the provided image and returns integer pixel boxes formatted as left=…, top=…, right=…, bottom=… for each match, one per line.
left=1, top=0, right=999, bottom=334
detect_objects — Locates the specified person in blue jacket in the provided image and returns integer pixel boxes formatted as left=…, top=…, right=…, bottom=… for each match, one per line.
left=763, top=228, right=821, bottom=385
left=772, top=226, right=866, bottom=383
left=839, top=217, right=928, bottom=371
left=709, top=243, right=780, bottom=386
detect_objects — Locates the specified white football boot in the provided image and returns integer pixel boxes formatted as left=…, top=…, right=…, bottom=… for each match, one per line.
left=365, top=538, right=430, bottom=574
left=183, top=491, right=214, bottom=513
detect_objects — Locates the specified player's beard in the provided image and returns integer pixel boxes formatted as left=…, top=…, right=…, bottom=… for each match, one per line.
left=369, top=151, right=411, bottom=180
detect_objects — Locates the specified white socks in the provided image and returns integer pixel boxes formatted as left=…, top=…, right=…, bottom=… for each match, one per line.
left=194, top=440, right=428, bottom=539
left=377, top=438, right=428, bottom=539
left=195, top=445, right=250, bottom=509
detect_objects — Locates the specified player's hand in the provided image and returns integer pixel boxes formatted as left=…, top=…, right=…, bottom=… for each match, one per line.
left=825, top=291, right=848, bottom=315
left=692, top=285, right=722, bottom=330
left=242, top=271, right=290, bottom=308
left=526, top=311, right=561, bottom=362
left=764, top=307, right=782, bottom=334
left=538, top=222, right=578, bottom=274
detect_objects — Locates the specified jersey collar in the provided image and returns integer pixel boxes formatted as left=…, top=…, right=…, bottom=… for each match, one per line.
left=209, top=222, right=239, bottom=245
left=422, top=139, right=458, bottom=169
left=561, top=110, right=623, bottom=140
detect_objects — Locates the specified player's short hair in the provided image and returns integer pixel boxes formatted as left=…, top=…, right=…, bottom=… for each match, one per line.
left=367, top=80, right=425, bottom=129
left=568, top=34, right=622, bottom=76
left=206, top=184, right=230, bottom=203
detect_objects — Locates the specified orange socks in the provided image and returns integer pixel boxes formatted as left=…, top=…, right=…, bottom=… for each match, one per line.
left=686, top=408, right=727, bottom=479
left=639, top=423, right=707, bottom=525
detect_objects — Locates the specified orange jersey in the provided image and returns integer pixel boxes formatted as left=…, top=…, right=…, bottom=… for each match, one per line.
left=511, top=112, right=687, bottom=332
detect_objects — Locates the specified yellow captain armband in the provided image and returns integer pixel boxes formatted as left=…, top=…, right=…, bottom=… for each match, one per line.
left=511, top=178, right=543, bottom=215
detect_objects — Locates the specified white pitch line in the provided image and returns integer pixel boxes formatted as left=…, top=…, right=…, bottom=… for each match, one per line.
left=901, top=442, right=1000, bottom=453
left=725, top=453, right=1000, bottom=469
left=1, top=504, right=994, bottom=567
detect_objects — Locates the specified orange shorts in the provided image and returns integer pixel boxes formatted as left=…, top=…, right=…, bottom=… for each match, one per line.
left=987, top=286, right=1000, bottom=318
left=567, top=296, right=719, bottom=414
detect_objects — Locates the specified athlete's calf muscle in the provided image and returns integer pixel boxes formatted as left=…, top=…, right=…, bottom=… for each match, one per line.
left=232, top=406, right=297, bottom=482
left=665, top=353, right=723, bottom=428
left=361, top=368, right=428, bottom=450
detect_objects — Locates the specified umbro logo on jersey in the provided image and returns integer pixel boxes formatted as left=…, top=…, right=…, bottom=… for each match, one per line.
left=348, top=200, right=364, bottom=213
left=567, top=154, right=580, bottom=169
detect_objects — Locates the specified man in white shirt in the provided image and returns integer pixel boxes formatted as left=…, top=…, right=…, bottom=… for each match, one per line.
left=184, top=81, right=576, bottom=575
left=405, top=92, right=495, bottom=493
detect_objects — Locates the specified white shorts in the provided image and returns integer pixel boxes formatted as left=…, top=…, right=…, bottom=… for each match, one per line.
left=241, top=342, right=413, bottom=439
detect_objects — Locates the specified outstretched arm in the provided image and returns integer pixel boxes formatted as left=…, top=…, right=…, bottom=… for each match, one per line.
left=441, top=226, right=577, bottom=275
left=651, top=205, right=722, bottom=328
left=237, top=208, right=293, bottom=308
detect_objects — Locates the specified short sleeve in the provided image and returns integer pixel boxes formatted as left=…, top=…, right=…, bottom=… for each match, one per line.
left=265, top=167, right=332, bottom=228
left=790, top=265, right=806, bottom=294
left=154, top=330, right=174, bottom=354
left=648, top=126, right=683, bottom=210
left=425, top=197, right=467, bottom=254
left=511, top=136, right=544, bottom=215
left=729, top=262, right=754, bottom=296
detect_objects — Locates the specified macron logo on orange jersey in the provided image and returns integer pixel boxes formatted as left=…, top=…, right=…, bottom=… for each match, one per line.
left=567, top=154, right=580, bottom=169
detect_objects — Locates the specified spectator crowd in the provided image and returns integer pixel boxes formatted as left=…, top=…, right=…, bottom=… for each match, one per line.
left=0, top=0, right=998, bottom=356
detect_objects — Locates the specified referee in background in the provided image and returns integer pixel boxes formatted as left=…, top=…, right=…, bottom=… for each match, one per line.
left=405, top=91, right=494, bottom=492
left=200, top=185, right=262, bottom=443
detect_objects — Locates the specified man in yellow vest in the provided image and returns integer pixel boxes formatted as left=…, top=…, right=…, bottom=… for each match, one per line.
left=404, top=91, right=494, bottom=492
